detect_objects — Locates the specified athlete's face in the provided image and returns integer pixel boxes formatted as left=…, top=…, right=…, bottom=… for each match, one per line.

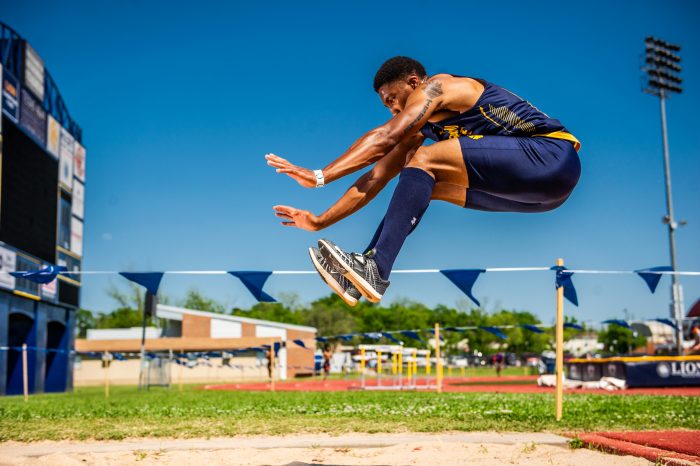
left=378, top=76, right=421, bottom=116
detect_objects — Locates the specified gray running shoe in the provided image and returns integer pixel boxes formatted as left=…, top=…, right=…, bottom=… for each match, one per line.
left=318, top=238, right=389, bottom=303
left=308, top=247, right=361, bottom=306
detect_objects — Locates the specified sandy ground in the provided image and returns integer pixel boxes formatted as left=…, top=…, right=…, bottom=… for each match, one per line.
left=0, top=433, right=651, bottom=465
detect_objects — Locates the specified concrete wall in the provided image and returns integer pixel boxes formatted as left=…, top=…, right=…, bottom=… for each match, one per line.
left=74, top=356, right=270, bottom=386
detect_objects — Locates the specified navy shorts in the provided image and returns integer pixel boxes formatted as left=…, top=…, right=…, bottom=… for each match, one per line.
left=459, top=136, right=580, bottom=213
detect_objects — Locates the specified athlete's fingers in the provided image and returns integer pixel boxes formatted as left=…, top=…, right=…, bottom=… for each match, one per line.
left=265, top=153, right=290, bottom=164
left=267, top=159, right=291, bottom=169
left=274, top=212, right=293, bottom=220
left=281, top=221, right=297, bottom=227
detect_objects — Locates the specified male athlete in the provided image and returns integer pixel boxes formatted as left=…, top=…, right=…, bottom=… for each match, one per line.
left=266, top=57, right=581, bottom=306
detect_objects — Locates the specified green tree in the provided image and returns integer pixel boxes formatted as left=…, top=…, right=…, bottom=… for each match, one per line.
left=95, top=307, right=147, bottom=329
left=179, top=288, right=225, bottom=313
left=75, top=309, right=96, bottom=338
left=598, top=325, right=647, bottom=354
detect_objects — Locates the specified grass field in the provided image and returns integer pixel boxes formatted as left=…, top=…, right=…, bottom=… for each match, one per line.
left=1, top=386, right=698, bottom=442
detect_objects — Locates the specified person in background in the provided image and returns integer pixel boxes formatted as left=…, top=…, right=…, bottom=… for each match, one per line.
left=686, top=322, right=700, bottom=355
left=323, top=345, right=333, bottom=381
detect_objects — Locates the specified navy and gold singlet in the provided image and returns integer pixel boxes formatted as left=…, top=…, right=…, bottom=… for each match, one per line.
left=420, top=78, right=580, bottom=151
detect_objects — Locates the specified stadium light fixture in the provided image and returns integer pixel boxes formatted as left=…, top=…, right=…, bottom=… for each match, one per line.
left=642, top=36, right=686, bottom=355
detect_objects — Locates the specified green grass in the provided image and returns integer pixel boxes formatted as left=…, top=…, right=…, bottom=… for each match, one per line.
left=0, top=386, right=697, bottom=442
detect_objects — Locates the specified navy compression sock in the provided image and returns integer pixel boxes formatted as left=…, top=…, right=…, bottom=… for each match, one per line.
left=371, top=168, right=435, bottom=280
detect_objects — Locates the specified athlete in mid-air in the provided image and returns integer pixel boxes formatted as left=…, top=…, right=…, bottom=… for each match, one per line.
left=266, top=56, right=581, bottom=306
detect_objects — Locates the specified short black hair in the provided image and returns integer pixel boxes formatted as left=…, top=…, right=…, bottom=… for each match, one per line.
left=373, top=56, right=427, bottom=92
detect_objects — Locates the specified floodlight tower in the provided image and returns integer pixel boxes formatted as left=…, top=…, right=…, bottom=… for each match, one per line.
left=642, top=36, right=686, bottom=354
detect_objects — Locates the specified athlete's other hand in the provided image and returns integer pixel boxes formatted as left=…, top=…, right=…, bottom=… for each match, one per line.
left=273, top=205, right=321, bottom=231
left=266, top=153, right=316, bottom=188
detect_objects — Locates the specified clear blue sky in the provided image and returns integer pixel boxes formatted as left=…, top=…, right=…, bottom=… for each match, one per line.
left=4, top=0, right=699, bottom=327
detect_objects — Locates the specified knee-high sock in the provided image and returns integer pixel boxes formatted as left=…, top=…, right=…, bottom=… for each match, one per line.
left=371, top=167, right=434, bottom=280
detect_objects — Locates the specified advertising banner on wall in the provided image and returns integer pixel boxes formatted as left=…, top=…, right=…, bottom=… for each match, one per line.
left=24, top=42, right=45, bottom=101
left=70, top=217, right=83, bottom=257
left=0, top=246, right=17, bottom=290
left=20, top=88, right=47, bottom=146
left=72, top=181, right=84, bottom=219
left=46, top=114, right=60, bottom=158
left=59, top=127, right=74, bottom=190
left=74, top=141, right=86, bottom=182
left=41, top=279, right=57, bottom=301
left=2, top=71, right=19, bottom=123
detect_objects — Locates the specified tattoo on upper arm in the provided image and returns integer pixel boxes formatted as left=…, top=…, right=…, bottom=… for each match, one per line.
left=404, top=99, right=432, bottom=134
left=403, top=81, right=443, bottom=134
left=424, top=81, right=443, bottom=99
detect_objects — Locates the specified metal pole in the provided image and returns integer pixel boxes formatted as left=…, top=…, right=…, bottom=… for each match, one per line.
left=555, top=258, right=564, bottom=421
left=659, top=90, right=685, bottom=355
left=435, top=322, right=442, bottom=393
left=22, top=344, right=28, bottom=402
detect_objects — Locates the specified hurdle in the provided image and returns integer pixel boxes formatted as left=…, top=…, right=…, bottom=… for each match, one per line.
left=357, top=344, right=437, bottom=390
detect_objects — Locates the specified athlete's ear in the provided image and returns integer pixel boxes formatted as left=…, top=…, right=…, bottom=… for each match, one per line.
left=407, top=74, right=422, bottom=90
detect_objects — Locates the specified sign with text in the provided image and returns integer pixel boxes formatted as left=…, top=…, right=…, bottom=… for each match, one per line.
left=72, top=181, right=84, bottom=219
left=2, top=71, right=20, bottom=123
left=59, top=127, right=74, bottom=190
left=0, top=246, right=17, bottom=290
left=20, top=87, right=46, bottom=146
left=70, top=216, right=83, bottom=257
left=46, top=114, right=60, bottom=158
left=74, top=141, right=86, bottom=182
left=24, top=42, right=45, bottom=101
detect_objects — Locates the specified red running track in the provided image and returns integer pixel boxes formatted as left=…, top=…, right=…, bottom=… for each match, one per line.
left=574, top=431, right=700, bottom=465
left=204, top=376, right=700, bottom=396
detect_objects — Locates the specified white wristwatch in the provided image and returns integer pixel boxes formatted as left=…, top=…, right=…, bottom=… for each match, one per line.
left=313, top=169, right=325, bottom=188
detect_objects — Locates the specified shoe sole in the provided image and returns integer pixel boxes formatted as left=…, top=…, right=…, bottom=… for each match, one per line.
left=317, top=239, right=383, bottom=303
left=308, top=248, right=358, bottom=307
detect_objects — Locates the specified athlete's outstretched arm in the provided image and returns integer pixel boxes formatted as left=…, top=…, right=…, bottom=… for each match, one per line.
left=266, top=80, right=444, bottom=187
left=273, top=136, right=423, bottom=231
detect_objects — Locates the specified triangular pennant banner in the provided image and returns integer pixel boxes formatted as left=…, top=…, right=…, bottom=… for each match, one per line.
left=315, top=337, right=328, bottom=343
left=399, top=330, right=424, bottom=343
left=228, top=271, right=276, bottom=302
left=551, top=266, right=578, bottom=306
left=426, top=329, right=445, bottom=341
left=440, top=269, right=485, bottom=307
left=363, top=332, right=382, bottom=340
left=119, top=272, right=164, bottom=295
left=444, top=326, right=465, bottom=332
left=521, top=324, right=544, bottom=334
left=653, top=318, right=676, bottom=329
left=11, top=265, right=67, bottom=284
left=564, top=322, right=584, bottom=331
left=602, top=319, right=631, bottom=329
left=480, top=326, right=508, bottom=339
left=382, top=332, right=402, bottom=344
left=337, top=334, right=355, bottom=341
left=634, top=266, right=673, bottom=293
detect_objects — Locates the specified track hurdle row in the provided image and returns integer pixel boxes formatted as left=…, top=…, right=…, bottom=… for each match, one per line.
left=357, top=345, right=439, bottom=391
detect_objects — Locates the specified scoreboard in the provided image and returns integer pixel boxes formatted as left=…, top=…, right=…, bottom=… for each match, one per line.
left=0, top=27, right=85, bottom=308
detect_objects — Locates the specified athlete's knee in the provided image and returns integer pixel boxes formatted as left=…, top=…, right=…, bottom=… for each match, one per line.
left=405, top=146, right=434, bottom=175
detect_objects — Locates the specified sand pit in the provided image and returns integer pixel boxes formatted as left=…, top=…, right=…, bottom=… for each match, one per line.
left=0, top=432, right=651, bottom=465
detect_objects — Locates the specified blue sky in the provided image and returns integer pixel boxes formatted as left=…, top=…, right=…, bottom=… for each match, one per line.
left=3, top=0, right=699, bottom=326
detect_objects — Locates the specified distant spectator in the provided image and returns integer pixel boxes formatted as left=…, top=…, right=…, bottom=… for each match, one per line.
left=493, top=353, right=504, bottom=377
left=687, top=322, right=700, bottom=355
left=322, top=345, right=333, bottom=380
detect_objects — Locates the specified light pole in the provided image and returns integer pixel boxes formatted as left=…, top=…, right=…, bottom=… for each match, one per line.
left=642, top=36, right=686, bottom=354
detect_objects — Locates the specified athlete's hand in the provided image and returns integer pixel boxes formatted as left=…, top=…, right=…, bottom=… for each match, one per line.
left=266, top=153, right=316, bottom=188
left=273, top=205, right=322, bottom=231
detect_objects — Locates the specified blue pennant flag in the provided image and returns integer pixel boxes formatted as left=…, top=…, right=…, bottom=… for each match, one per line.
left=426, top=329, right=445, bottom=341
left=480, top=326, right=508, bottom=339
left=444, top=326, right=465, bottom=332
left=521, top=324, right=544, bottom=334
left=602, top=319, right=631, bottom=329
left=382, top=332, right=402, bottom=344
left=228, top=271, right=276, bottom=302
left=119, top=272, right=164, bottom=295
left=653, top=318, right=676, bottom=329
left=363, top=332, right=382, bottom=340
left=113, top=353, right=126, bottom=361
left=551, top=266, right=578, bottom=306
left=337, top=334, right=355, bottom=341
left=440, top=269, right=485, bottom=307
left=399, top=330, right=424, bottom=343
left=11, top=265, right=67, bottom=284
left=316, top=337, right=328, bottom=343
left=635, top=266, right=673, bottom=293
left=564, top=322, right=584, bottom=331
left=292, top=339, right=307, bottom=348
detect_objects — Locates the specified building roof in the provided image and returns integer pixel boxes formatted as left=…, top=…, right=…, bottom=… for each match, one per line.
left=156, top=304, right=317, bottom=333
